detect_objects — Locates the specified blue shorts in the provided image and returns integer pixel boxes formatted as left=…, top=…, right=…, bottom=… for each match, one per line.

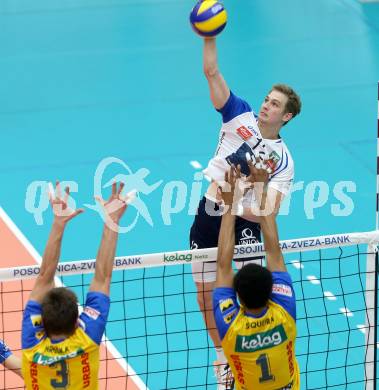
left=190, top=196, right=262, bottom=282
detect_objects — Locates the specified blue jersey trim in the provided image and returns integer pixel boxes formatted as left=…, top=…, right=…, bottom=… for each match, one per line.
left=22, top=292, right=110, bottom=350
left=79, top=291, right=110, bottom=345
left=271, top=150, right=289, bottom=179
left=213, top=287, right=240, bottom=341
left=0, top=340, right=12, bottom=364
left=216, top=91, right=252, bottom=123
left=22, top=300, right=45, bottom=350
left=270, top=272, right=296, bottom=320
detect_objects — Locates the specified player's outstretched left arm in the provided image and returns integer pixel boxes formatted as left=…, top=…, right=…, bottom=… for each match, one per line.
left=3, top=355, right=22, bottom=378
left=0, top=340, right=22, bottom=378
left=215, top=165, right=243, bottom=288
left=29, top=182, right=84, bottom=303
left=89, top=182, right=131, bottom=295
left=248, top=159, right=286, bottom=272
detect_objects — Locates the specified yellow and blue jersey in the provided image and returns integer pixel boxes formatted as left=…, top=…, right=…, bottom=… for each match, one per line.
left=0, top=339, right=13, bottom=365
left=213, top=272, right=299, bottom=390
left=22, top=291, right=110, bottom=390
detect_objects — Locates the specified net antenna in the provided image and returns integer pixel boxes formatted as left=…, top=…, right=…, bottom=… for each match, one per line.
left=373, top=81, right=379, bottom=390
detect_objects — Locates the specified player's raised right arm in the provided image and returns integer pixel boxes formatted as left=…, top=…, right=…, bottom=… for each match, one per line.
left=89, top=183, right=131, bottom=295
left=249, top=160, right=287, bottom=272
left=203, top=38, right=230, bottom=110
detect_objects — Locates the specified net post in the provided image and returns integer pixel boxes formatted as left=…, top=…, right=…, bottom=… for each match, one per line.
left=365, top=245, right=377, bottom=389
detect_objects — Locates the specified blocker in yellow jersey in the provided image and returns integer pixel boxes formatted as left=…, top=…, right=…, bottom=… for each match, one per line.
left=213, top=164, right=300, bottom=390
left=22, top=292, right=109, bottom=390
left=20, top=181, right=129, bottom=390
left=214, top=275, right=299, bottom=390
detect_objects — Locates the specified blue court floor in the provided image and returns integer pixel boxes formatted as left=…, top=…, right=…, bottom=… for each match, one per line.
left=1, top=0, right=379, bottom=388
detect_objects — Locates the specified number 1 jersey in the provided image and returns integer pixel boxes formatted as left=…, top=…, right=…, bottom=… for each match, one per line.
left=213, top=272, right=300, bottom=389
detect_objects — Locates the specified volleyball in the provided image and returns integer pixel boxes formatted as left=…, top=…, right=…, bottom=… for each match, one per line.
left=190, top=1, right=227, bottom=38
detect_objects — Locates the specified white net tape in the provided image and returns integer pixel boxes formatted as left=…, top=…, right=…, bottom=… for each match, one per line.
left=1, top=230, right=378, bottom=281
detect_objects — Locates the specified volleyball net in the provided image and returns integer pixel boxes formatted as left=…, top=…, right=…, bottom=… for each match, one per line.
left=0, top=230, right=378, bottom=389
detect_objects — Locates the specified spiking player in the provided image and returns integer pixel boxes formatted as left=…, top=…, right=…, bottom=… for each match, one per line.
left=22, top=181, right=131, bottom=389
left=0, top=340, right=22, bottom=377
left=213, top=162, right=299, bottom=389
left=189, top=34, right=301, bottom=388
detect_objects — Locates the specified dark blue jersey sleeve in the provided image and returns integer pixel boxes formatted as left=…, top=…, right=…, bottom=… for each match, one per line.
left=270, top=272, right=296, bottom=320
left=79, top=292, right=110, bottom=345
left=217, top=91, right=252, bottom=123
left=213, top=287, right=240, bottom=341
left=0, top=340, right=12, bottom=364
left=22, top=300, right=46, bottom=350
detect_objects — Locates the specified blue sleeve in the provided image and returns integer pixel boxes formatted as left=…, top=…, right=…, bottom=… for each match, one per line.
left=213, top=287, right=240, bottom=341
left=217, top=91, right=252, bottom=123
left=0, top=340, right=12, bottom=364
left=22, top=300, right=46, bottom=350
left=79, top=292, right=110, bottom=345
left=270, top=272, right=296, bottom=320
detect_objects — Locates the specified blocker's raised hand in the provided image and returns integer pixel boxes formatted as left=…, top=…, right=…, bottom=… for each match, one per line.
left=95, top=182, right=135, bottom=227
left=49, top=181, right=84, bottom=225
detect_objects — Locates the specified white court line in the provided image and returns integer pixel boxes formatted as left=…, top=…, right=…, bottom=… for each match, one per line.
left=324, top=291, right=337, bottom=301
left=190, top=160, right=202, bottom=169
left=306, top=275, right=320, bottom=285
left=0, top=206, right=148, bottom=390
left=339, top=307, right=353, bottom=317
left=291, top=260, right=304, bottom=269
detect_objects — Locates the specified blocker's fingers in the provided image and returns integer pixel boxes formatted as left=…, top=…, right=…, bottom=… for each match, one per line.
left=64, top=186, right=70, bottom=203
left=48, top=182, right=56, bottom=201
left=125, top=190, right=137, bottom=205
left=236, top=164, right=242, bottom=178
left=55, top=180, right=62, bottom=198
left=251, top=152, right=258, bottom=165
left=94, top=196, right=105, bottom=207
left=230, top=164, right=236, bottom=179
left=112, top=182, right=117, bottom=195
left=117, top=182, right=125, bottom=195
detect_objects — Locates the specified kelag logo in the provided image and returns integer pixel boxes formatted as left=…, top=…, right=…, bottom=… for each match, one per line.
left=163, top=253, right=192, bottom=263
left=235, top=325, right=287, bottom=353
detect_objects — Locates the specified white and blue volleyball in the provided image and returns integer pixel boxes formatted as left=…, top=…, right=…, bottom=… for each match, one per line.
left=190, top=1, right=227, bottom=38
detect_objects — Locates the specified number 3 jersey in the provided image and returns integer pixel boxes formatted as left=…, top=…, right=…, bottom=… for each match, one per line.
left=213, top=272, right=300, bottom=390
left=22, top=291, right=110, bottom=390
left=203, top=91, right=294, bottom=201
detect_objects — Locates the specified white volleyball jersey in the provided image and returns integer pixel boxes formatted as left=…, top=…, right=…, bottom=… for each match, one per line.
left=203, top=91, right=294, bottom=200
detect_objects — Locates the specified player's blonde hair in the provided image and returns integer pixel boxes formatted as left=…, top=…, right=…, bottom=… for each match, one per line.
left=271, top=84, right=302, bottom=125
